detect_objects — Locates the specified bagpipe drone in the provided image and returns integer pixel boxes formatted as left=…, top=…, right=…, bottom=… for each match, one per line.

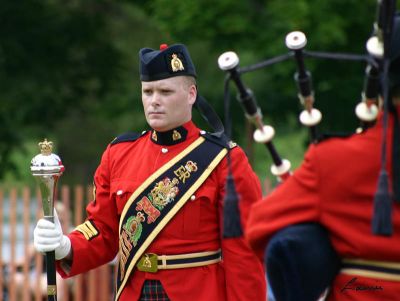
left=220, top=1, right=398, bottom=300
left=218, top=1, right=396, bottom=183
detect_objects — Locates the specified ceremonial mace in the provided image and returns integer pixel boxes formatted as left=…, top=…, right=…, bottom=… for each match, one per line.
left=31, top=139, right=65, bottom=301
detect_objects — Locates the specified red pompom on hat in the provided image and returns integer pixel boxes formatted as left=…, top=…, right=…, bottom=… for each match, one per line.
left=159, top=43, right=168, bottom=50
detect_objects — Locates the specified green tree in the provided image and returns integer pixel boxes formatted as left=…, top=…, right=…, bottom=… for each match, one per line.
left=1, top=1, right=121, bottom=178
left=136, top=0, right=383, bottom=134
left=133, top=0, right=392, bottom=185
left=0, top=1, right=163, bottom=184
left=2, top=0, right=398, bottom=185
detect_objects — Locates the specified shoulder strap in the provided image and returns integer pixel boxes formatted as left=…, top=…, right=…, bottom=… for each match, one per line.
left=111, top=131, right=146, bottom=145
left=194, top=94, right=225, bottom=138
left=201, top=131, right=237, bottom=149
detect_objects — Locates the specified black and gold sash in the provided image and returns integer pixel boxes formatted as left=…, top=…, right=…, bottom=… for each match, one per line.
left=115, top=136, right=228, bottom=300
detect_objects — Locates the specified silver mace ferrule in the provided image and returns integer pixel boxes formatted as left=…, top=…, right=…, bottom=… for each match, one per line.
left=30, top=139, right=64, bottom=218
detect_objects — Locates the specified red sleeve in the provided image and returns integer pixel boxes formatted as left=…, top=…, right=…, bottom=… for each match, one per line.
left=246, top=145, right=322, bottom=260
left=57, top=145, right=119, bottom=277
left=219, top=147, right=267, bottom=301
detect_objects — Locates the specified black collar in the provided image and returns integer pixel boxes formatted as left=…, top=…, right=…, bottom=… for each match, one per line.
left=150, top=126, right=188, bottom=146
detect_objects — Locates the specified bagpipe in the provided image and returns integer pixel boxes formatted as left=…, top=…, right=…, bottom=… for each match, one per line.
left=220, top=1, right=398, bottom=300
left=218, top=0, right=396, bottom=184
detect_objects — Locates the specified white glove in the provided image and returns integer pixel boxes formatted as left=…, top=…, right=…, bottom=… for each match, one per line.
left=34, top=209, right=71, bottom=260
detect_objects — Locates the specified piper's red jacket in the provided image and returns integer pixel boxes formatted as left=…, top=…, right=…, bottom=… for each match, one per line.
left=246, top=111, right=400, bottom=301
left=57, top=121, right=266, bottom=301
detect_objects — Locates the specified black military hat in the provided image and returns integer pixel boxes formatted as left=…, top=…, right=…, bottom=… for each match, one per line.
left=266, top=224, right=340, bottom=301
left=139, top=43, right=197, bottom=81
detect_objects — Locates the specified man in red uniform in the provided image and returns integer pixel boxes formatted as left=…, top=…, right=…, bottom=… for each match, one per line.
left=33, top=43, right=266, bottom=300
left=246, top=14, right=400, bottom=301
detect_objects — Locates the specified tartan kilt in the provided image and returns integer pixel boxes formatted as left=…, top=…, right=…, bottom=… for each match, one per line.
left=139, top=280, right=170, bottom=301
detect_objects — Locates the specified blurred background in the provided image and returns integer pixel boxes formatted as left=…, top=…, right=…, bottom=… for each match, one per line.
left=1, top=0, right=395, bottom=188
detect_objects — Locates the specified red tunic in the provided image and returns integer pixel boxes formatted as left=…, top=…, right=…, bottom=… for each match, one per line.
left=246, top=112, right=400, bottom=301
left=57, top=121, right=266, bottom=301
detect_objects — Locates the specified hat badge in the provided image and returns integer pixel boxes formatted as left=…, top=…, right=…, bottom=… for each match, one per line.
left=171, top=53, right=185, bottom=72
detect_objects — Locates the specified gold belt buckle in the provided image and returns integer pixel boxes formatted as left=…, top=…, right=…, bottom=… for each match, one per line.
left=137, top=253, right=158, bottom=273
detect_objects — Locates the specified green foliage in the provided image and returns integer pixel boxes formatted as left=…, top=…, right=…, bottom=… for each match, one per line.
left=0, top=1, right=161, bottom=183
left=1, top=1, right=121, bottom=178
left=137, top=0, right=378, bottom=136
left=2, top=0, right=399, bottom=186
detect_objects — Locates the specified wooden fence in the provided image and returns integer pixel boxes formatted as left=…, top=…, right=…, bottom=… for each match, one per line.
left=1, top=185, right=116, bottom=301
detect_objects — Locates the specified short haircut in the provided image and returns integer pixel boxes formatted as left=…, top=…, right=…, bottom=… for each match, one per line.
left=183, top=75, right=197, bottom=87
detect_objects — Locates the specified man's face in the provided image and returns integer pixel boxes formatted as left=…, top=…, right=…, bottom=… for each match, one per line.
left=142, top=76, right=196, bottom=132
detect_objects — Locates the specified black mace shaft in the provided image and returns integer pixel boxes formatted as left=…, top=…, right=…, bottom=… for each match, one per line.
left=37, top=180, right=59, bottom=301
left=45, top=250, right=57, bottom=301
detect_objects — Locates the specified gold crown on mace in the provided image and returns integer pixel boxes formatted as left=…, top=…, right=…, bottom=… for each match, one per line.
left=38, top=139, right=53, bottom=156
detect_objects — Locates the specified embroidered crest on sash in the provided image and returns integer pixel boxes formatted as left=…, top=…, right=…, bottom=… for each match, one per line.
left=150, top=177, right=180, bottom=209
left=174, top=160, right=198, bottom=183
left=119, top=161, right=197, bottom=279
left=136, top=197, right=161, bottom=223
left=119, top=212, right=145, bottom=279
left=115, top=136, right=229, bottom=301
